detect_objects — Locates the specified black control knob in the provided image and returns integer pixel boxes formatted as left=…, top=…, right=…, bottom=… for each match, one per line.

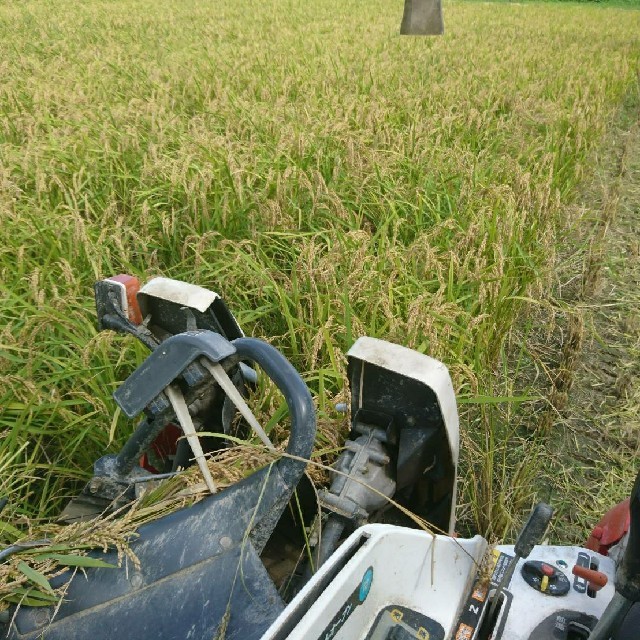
left=521, top=561, right=571, bottom=596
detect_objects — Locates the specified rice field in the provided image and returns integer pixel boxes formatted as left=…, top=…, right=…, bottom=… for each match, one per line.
left=1, top=0, right=639, bottom=540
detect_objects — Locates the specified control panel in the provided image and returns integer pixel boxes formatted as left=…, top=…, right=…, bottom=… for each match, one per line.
left=463, top=545, right=616, bottom=640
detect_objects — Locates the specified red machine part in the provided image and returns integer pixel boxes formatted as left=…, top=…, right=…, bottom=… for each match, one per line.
left=107, top=275, right=180, bottom=473
left=140, top=423, right=182, bottom=473
left=585, top=498, right=631, bottom=556
left=572, top=565, right=608, bottom=592
left=107, top=274, right=143, bottom=324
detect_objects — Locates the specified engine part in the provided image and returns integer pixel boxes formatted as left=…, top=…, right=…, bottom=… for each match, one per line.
left=319, top=419, right=396, bottom=525
left=314, top=417, right=396, bottom=569
left=303, top=337, right=459, bottom=579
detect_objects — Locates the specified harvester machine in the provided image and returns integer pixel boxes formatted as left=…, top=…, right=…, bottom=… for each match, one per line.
left=2, top=275, right=639, bottom=640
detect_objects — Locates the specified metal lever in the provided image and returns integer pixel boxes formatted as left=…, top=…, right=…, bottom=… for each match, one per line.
left=488, top=503, right=554, bottom=621
left=113, top=330, right=236, bottom=418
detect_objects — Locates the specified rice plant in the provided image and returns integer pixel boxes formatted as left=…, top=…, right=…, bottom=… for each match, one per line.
left=1, top=0, right=639, bottom=539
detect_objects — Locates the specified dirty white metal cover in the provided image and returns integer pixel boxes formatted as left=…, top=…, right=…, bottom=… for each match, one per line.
left=347, top=336, right=460, bottom=534
left=138, top=277, right=220, bottom=313
left=347, top=336, right=460, bottom=463
left=104, top=277, right=129, bottom=317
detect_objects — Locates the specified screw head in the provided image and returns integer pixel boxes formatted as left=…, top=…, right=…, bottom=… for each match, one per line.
left=130, top=572, right=143, bottom=589
left=34, top=609, right=50, bottom=626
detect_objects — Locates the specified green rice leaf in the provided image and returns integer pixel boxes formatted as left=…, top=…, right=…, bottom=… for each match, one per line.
left=40, top=554, right=116, bottom=568
left=0, top=520, right=23, bottom=540
left=17, top=562, right=54, bottom=594
left=3, top=587, right=59, bottom=607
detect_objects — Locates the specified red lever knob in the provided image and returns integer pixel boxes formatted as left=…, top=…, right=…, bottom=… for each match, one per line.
left=572, top=565, right=608, bottom=591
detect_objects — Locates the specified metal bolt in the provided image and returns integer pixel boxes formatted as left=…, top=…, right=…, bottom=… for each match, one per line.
left=130, top=572, right=143, bottom=589
left=34, top=609, right=49, bottom=626
left=88, top=478, right=101, bottom=494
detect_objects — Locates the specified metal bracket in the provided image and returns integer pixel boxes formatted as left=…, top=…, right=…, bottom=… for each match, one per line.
left=113, top=330, right=236, bottom=418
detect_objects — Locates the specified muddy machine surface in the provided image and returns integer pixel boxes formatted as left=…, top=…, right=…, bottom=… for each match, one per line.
left=2, top=276, right=640, bottom=640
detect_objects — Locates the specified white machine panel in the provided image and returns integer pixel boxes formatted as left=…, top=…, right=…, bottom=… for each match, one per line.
left=263, top=524, right=487, bottom=640
left=265, top=526, right=617, bottom=640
